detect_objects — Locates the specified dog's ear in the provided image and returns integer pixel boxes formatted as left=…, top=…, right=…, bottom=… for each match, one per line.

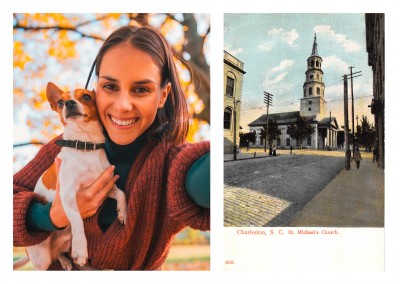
left=46, top=82, right=63, bottom=111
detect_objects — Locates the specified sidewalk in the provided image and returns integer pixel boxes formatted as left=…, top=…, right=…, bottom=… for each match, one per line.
left=289, top=152, right=384, bottom=227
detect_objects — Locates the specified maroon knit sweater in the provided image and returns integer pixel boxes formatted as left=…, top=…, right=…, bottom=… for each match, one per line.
left=13, top=136, right=210, bottom=270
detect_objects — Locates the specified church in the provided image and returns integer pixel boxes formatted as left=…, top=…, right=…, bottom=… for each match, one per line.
left=248, top=34, right=339, bottom=150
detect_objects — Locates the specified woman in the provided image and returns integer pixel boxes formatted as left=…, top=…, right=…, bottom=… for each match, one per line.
left=13, top=25, right=210, bottom=270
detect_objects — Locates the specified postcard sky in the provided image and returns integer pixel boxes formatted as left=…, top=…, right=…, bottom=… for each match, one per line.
left=224, top=13, right=374, bottom=131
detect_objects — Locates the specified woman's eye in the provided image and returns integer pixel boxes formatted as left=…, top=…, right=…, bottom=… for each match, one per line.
left=133, top=87, right=149, bottom=94
left=103, top=83, right=118, bottom=92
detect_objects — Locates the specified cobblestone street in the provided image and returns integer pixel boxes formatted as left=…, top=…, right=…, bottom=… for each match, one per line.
left=224, top=152, right=344, bottom=226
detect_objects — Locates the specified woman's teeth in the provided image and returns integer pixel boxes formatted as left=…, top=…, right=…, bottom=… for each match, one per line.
left=111, top=116, right=136, bottom=126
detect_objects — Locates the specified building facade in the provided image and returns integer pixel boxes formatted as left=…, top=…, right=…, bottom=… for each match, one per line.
left=366, top=13, right=384, bottom=169
left=249, top=35, right=338, bottom=150
left=224, top=50, right=246, bottom=153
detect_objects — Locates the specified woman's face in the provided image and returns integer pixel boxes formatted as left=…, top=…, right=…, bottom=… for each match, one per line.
left=96, top=43, right=170, bottom=145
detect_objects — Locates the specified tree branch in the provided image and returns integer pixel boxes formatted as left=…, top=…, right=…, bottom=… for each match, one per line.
left=13, top=24, right=106, bottom=41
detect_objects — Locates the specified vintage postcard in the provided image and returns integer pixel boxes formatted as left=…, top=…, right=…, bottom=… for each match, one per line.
left=223, top=13, right=384, bottom=271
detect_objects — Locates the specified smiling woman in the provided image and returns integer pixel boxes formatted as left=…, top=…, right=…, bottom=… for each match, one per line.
left=13, top=24, right=210, bottom=271
left=96, top=43, right=171, bottom=145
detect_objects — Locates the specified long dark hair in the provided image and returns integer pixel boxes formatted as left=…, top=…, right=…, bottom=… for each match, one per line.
left=94, top=25, right=189, bottom=145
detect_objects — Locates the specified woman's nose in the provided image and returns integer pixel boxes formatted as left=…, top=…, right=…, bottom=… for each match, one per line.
left=114, top=91, right=133, bottom=112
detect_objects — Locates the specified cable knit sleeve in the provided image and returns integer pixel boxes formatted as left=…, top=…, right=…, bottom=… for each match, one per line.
left=167, top=141, right=210, bottom=231
left=13, top=136, right=61, bottom=247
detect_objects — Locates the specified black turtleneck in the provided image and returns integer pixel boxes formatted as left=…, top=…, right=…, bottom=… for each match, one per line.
left=97, top=132, right=146, bottom=232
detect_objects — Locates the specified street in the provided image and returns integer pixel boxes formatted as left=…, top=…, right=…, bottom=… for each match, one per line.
left=224, top=152, right=344, bottom=227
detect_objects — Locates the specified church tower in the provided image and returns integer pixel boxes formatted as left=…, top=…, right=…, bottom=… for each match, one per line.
left=300, top=34, right=326, bottom=119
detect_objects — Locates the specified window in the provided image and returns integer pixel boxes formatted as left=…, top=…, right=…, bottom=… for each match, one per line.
left=309, top=101, right=312, bottom=105
left=277, top=138, right=281, bottom=146
left=316, top=61, right=319, bottom=68
left=226, top=77, right=234, bottom=97
left=307, top=137, right=312, bottom=146
left=286, top=138, right=291, bottom=146
left=309, top=74, right=313, bottom=80
left=317, top=74, right=320, bottom=80
left=317, top=87, right=320, bottom=95
left=308, top=107, right=312, bottom=111
left=224, top=108, right=232, bottom=130
left=309, top=87, right=312, bottom=96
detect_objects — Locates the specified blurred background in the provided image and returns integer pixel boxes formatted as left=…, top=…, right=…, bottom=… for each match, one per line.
left=13, top=13, right=210, bottom=271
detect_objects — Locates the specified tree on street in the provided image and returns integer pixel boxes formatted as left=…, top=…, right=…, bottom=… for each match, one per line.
left=239, top=131, right=256, bottom=148
left=357, top=115, right=376, bottom=151
left=287, top=116, right=314, bottom=149
left=260, top=119, right=281, bottom=145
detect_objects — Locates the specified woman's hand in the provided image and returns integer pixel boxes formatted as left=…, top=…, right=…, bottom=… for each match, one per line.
left=49, top=158, right=119, bottom=228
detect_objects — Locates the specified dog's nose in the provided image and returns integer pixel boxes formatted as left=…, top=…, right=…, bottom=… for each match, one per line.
left=65, top=100, right=77, bottom=109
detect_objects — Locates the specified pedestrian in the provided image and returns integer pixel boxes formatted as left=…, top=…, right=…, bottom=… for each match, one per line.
left=273, top=146, right=277, bottom=156
left=269, top=144, right=272, bottom=156
left=290, top=145, right=293, bottom=154
left=354, top=148, right=362, bottom=169
left=373, top=146, right=379, bottom=162
left=13, top=25, right=210, bottom=270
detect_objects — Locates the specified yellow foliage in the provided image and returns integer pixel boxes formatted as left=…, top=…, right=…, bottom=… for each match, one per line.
left=160, top=18, right=184, bottom=51
left=13, top=41, right=32, bottom=69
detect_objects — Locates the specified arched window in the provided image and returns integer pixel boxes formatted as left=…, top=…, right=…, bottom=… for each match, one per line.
left=224, top=107, right=232, bottom=130
left=316, top=61, right=319, bottom=68
left=317, top=87, right=320, bottom=95
left=226, top=77, right=234, bottom=97
left=309, top=87, right=312, bottom=96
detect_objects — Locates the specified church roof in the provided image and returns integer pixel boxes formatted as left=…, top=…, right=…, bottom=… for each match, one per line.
left=248, top=111, right=300, bottom=127
left=318, top=116, right=339, bottom=129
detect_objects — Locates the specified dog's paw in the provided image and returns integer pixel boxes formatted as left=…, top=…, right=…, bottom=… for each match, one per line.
left=71, top=239, right=88, bottom=266
left=116, top=199, right=127, bottom=225
left=72, top=252, right=88, bottom=267
left=58, top=254, right=73, bottom=271
left=117, top=207, right=127, bottom=225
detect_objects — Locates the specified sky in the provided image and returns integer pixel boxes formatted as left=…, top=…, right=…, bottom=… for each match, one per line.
left=224, top=13, right=374, bottom=132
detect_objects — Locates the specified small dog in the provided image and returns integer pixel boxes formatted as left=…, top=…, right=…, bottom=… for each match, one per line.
left=21, top=82, right=127, bottom=270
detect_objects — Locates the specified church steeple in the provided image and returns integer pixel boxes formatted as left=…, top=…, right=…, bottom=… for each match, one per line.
left=300, top=33, right=326, bottom=119
left=311, top=33, right=318, bottom=56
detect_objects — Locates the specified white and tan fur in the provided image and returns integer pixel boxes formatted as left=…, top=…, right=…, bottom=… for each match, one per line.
left=23, top=82, right=126, bottom=270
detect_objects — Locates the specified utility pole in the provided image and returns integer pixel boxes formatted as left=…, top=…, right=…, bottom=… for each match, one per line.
left=233, top=99, right=240, bottom=160
left=356, top=114, right=359, bottom=150
left=263, top=92, right=273, bottom=152
left=343, top=75, right=351, bottom=170
left=348, top=66, right=362, bottom=157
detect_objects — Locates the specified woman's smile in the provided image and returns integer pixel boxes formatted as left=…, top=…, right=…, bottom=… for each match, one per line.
left=109, top=115, right=138, bottom=128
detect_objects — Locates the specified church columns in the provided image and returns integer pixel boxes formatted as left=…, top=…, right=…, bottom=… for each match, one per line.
left=314, top=125, right=318, bottom=149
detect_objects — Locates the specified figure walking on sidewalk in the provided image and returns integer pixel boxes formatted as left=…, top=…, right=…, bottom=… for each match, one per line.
left=354, top=148, right=362, bottom=169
